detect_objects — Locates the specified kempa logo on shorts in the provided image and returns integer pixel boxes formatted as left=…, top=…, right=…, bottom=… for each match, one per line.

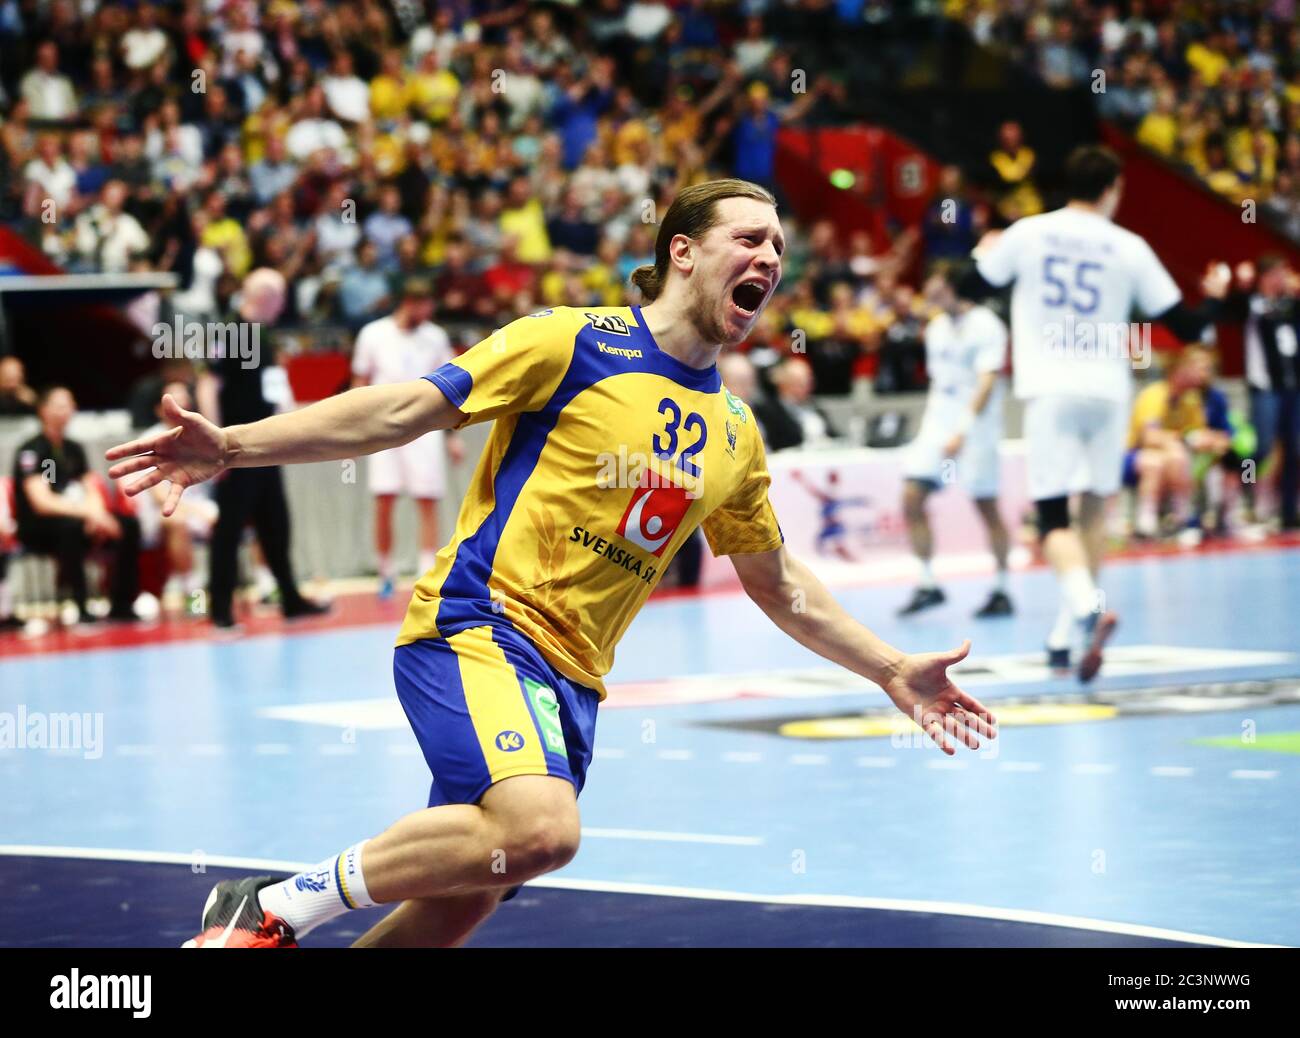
left=0, top=705, right=103, bottom=759
left=496, top=730, right=525, bottom=752
left=50, top=970, right=151, bottom=1018
left=524, top=679, right=567, bottom=755
left=152, top=316, right=261, bottom=369
left=585, top=312, right=631, bottom=335
left=596, top=341, right=643, bottom=360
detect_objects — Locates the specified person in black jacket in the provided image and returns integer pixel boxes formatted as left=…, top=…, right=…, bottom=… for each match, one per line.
left=1219, top=256, right=1300, bottom=529
left=195, top=267, right=329, bottom=629
left=753, top=356, right=838, bottom=451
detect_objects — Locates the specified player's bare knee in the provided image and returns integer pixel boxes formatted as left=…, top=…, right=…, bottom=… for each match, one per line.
left=500, top=812, right=580, bottom=878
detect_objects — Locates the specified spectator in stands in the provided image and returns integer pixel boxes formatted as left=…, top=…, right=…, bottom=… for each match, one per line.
left=364, top=184, right=414, bottom=272
left=1221, top=255, right=1300, bottom=529
left=322, top=51, right=371, bottom=126
left=285, top=84, right=348, bottom=162
left=23, top=133, right=77, bottom=217
left=340, top=241, right=393, bottom=330
left=13, top=385, right=140, bottom=623
left=121, top=2, right=169, bottom=72
left=0, top=356, right=36, bottom=417
left=1125, top=345, right=1231, bottom=538
left=922, top=165, right=985, bottom=260
left=249, top=133, right=299, bottom=206
left=498, top=173, right=551, bottom=264
left=72, top=179, right=149, bottom=274
left=874, top=281, right=929, bottom=394
left=989, top=120, right=1043, bottom=222
left=20, top=41, right=77, bottom=122
left=755, top=356, right=838, bottom=452
left=136, top=381, right=217, bottom=616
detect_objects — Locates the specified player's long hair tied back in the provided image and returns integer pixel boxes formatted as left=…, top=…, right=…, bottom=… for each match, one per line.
left=631, top=178, right=777, bottom=302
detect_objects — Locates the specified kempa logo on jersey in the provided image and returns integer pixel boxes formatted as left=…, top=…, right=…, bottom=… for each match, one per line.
left=152, top=316, right=261, bottom=369
left=585, top=312, right=632, bottom=335
left=495, top=730, right=525, bottom=751
left=1043, top=315, right=1151, bottom=369
left=596, top=341, right=643, bottom=359
left=50, top=970, right=151, bottom=1018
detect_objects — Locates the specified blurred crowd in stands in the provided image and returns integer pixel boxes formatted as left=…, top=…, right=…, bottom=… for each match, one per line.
left=0, top=1, right=1297, bottom=634
left=955, top=0, right=1300, bottom=238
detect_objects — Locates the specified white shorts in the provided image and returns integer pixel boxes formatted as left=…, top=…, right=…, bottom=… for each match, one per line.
left=1023, top=394, right=1128, bottom=500
left=903, top=413, right=1001, bottom=500
left=368, top=431, right=446, bottom=499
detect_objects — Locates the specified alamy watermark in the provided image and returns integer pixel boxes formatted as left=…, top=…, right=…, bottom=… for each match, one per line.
left=0, top=705, right=103, bottom=759
left=1044, top=315, right=1151, bottom=370
left=152, top=316, right=261, bottom=369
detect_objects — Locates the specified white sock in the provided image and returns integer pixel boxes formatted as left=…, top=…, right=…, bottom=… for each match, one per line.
left=254, top=564, right=276, bottom=596
left=0, top=580, right=12, bottom=618
left=918, top=558, right=936, bottom=589
left=418, top=549, right=436, bottom=575
left=182, top=570, right=203, bottom=595
left=1061, top=566, right=1098, bottom=618
left=257, top=840, right=377, bottom=937
left=1136, top=499, right=1158, bottom=536
left=162, top=575, right=183, bottom=600
left=992, top=566, right=1007, bottom=593
left=377, top=553, right=393, bottom=581
left=1046, top=601, right=1074, bottom=650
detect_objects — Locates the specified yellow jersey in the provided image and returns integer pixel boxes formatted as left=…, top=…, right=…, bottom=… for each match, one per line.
left=1127, top=381, right=1207, bottom=450
left=397, top=306, right=785, bottom=698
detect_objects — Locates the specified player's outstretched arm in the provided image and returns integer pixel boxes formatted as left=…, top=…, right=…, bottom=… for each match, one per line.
left=731, top=546, right=997, bottom=755
left=106, top=380, right=464, bottom=516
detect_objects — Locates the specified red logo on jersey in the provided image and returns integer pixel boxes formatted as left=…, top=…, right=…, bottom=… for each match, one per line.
left=616, top=478, right=692, bottom=557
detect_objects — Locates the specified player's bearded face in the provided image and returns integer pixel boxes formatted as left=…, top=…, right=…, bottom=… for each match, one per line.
left=688, top=202, right=783, bottom=347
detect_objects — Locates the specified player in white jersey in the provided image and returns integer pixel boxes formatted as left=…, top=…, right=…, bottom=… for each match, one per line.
left=351, top=278, right=464, bottom=598
left=899, top=262, right=1008, bottom=619
left=968, top=146, right=1227, bottom=681
left=899, top=261, right=1013, bottom=619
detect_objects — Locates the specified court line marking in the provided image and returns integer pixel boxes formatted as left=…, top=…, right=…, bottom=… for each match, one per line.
left=0, top=845, right=1274, bottom=948
left=579, top=828, right=761, bottom=845
left=1230, top=769, right=1278, bottom=780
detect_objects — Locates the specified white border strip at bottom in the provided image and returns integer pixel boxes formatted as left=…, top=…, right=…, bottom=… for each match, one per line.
left=0, top=844, right=1275, bottom=948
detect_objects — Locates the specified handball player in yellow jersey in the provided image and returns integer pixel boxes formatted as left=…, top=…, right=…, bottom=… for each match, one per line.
left=107, top=180, right=997, bottom=948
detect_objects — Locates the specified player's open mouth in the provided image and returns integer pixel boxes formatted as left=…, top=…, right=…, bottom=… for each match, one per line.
left=731, top=280, right=767, bottom=316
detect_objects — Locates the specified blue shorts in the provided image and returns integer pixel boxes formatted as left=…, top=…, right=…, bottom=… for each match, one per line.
left=392, top=624, right=600, bottom=809
left=1122, top=448, right=1140, bottom=488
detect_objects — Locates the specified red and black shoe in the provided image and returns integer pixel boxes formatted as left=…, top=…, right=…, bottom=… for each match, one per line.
left=1077, top=610, right=1119, bottom=684
left=182, top=876, right=297, bottom=948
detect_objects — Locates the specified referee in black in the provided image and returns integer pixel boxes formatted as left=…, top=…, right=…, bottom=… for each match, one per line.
left=1223, top=256, right=1300, bottom=530
left=200, top=267, right=328, bottom=629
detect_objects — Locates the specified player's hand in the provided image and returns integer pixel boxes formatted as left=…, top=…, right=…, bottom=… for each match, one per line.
left=105, top=394, right=229, bottom=517
left=881, top=640, right=997, bottom=755
left=1201, top=262, right=1231, bottom=300
left=971, top=229, right=1002, bottom=258
left=942, top=433, right=965, bottom=458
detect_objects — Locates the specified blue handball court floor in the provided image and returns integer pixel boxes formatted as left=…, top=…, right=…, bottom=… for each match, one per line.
left=2, top=544, right=1298, bottom=947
